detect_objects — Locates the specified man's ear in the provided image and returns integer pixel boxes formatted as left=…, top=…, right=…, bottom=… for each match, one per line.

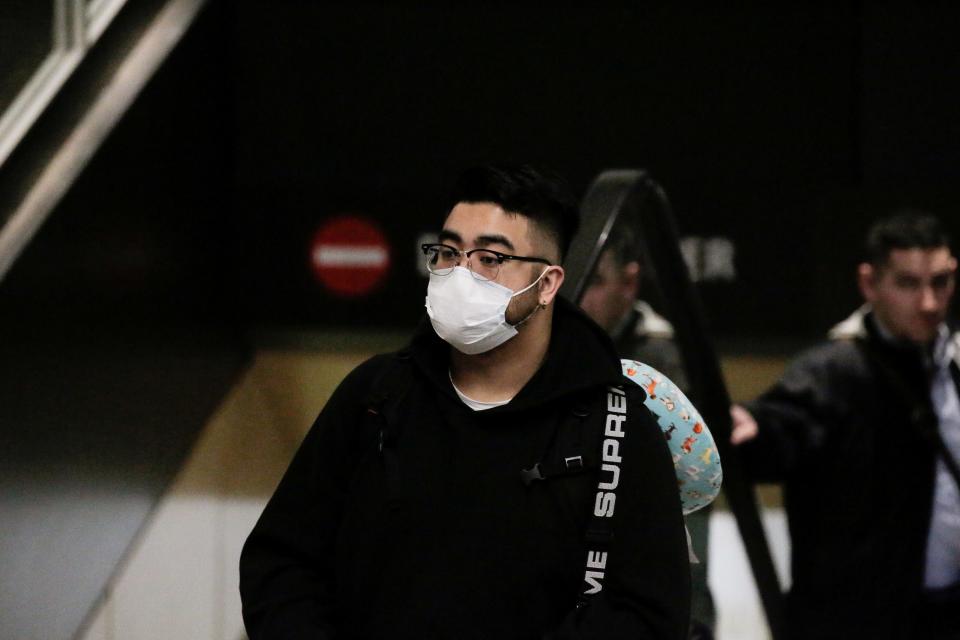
left=857, top=262, right=877, bottom=303
left=538, top=266, right=565, bottom=306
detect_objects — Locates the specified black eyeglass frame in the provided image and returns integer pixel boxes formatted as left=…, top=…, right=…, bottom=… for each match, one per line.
left=420, top=243, right=553, bottom=271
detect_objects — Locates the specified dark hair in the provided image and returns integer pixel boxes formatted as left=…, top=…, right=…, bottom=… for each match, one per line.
left=447, top=163, right=580, bottom=262
left=865, top=210, right=952, bottom=267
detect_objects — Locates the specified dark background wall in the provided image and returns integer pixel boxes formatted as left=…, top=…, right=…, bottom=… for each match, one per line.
left=5, top=1, right=960, bottom=347
left=234, top=2, right=960, bottom=342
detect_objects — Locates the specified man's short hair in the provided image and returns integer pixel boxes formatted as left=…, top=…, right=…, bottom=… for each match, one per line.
left=448, top=163, right=580, bottom=262
left=865, top=210, right=952, bottom=267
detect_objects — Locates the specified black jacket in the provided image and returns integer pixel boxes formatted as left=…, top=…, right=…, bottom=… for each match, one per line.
left=742, top=308, right=959, bottom=639
left=240, top=298, right=690, bottom=639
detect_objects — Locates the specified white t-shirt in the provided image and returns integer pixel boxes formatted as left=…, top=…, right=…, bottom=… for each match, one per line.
left=448, top=371, right=511, bottom=411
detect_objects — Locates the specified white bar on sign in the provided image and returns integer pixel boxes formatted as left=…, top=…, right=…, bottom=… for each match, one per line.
left=314, top=246, right=388, bottom=267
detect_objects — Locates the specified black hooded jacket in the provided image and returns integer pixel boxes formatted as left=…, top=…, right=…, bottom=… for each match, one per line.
left=240, top=298, right=690, bottom=639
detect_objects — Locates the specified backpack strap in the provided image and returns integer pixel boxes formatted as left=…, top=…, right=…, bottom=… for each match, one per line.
left=362, top=350, right=415, bottom=504
left=517, top=383, right=629, bottom=607
left=520, top=394, right=595, bottom=486
left=578, top=383, right=628, bottom=607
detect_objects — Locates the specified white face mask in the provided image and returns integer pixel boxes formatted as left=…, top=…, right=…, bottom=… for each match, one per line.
left=425, top=266, right=547, bottom=355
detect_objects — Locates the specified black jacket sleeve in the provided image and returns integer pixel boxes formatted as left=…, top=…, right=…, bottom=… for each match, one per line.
left=545, top=386, right=691, bottom=640
left=741, top=343, right=851, bottom=482
left=238, top=356, right=386, bottom=640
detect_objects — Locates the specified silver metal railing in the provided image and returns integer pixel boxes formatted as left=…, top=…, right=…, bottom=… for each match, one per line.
left=0, top=1, right=129, bottom=171
left=0, top=0, right=208, bottom=282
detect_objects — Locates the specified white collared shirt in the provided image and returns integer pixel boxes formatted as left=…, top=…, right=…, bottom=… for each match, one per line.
left=924, top=325, right=960, bottom=589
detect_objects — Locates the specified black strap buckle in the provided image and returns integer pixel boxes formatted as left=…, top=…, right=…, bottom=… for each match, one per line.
left=520, top=463, right=544, bottom=486
left=521, top=455, right=586, bottom=486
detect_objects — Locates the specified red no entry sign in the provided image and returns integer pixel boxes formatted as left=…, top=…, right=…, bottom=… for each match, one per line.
left=310, top=216, right=391, bottom=297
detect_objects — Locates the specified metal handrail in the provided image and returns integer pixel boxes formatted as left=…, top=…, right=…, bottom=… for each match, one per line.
left=0, top=0, right=206, bottom=283
left=0, top=1, right=131, bottom=171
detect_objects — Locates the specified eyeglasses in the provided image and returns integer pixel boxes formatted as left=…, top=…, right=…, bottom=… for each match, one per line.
left=421, top=243, right=552, bottom=281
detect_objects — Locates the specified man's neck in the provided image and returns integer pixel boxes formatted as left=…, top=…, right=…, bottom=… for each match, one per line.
left=449, top=309, right=553, bottom=403
left=608, top=305, right=637, bottom=342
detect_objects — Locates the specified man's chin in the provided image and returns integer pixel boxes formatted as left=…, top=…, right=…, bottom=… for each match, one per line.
left=905, top=325, right=941, bottom=345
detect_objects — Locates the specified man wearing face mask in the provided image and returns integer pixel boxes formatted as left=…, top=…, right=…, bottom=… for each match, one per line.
left=240, top=164, right=691, bottom=639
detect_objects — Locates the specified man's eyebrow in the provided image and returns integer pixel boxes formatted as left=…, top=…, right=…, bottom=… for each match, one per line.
left=474, top=234, right=516, bottom=252
left=437, top=229, right=462, bottom=245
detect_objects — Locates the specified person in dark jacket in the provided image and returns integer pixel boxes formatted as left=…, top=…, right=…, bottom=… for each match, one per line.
left=240, top=164, right=691, bottom=640
left=579, top=219, right=715, bottom=640
left=730, top=211, right=960, bottom=639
